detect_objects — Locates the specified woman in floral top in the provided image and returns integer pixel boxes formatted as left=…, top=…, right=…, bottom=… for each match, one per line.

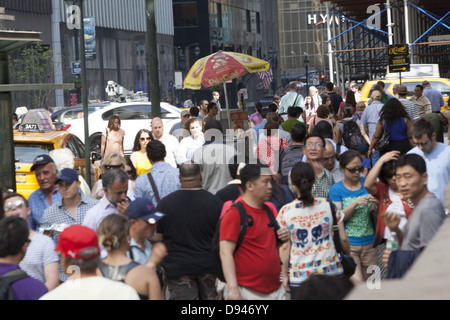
left=277, top=162, right=349, bottom=297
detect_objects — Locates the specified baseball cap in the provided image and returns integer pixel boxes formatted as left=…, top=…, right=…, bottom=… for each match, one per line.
left=30, top=154, right=54, bottom=171
left=55, top=225, right=100, bottom=259
left=181, top=110, right=190, bottom=117
left=55, top=168, right=79, bottom=185
left=127, top=198, right=165, bottom=224
left=371, top=90, right=382, bottom=99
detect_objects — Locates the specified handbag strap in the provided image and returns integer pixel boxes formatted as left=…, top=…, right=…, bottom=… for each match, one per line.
left=147, top=172, right=160, bottom=203
left=291, top=93, right=300, bottom=108
left=328, top=199, right=344, bottom=255
left=103, top=128, right=109, bottom=158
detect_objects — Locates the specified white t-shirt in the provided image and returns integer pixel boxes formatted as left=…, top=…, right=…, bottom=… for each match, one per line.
left=39, top=276, right=139, bottom=300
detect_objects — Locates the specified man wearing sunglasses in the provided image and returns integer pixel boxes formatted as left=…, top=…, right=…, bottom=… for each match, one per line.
left=407, top=118, right=450, bottom=208
left=27, top=155, right=61, bottom=231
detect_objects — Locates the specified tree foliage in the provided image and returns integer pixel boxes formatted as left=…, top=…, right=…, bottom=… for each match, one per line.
left=9, top=43, right=55, bottom=109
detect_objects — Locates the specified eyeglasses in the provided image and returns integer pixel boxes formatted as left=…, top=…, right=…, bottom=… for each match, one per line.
left=306, top=142, right=324, bottom=148
left=413, top=140, right=430, bottom=147
left=322, top=156, right=335, bottom=162
left=140, top=137, right=151, bottom=141
left=105, top=164, right=123, bottom=170
left=4, top=199, right=25, bottom=212
left=345, top=166, right=363, bottom=173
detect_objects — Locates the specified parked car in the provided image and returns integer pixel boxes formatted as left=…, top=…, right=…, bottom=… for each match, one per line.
left=65, top=101, right=181, bottom=154
left=51, top=103, right=108, bottom=126
left=14, top=109, right=100, bottom=199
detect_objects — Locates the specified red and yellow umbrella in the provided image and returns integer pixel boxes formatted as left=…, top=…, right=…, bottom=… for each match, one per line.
left=183, top=51, right=270, bottom=90
left=183, top=51, right=270, bottom=128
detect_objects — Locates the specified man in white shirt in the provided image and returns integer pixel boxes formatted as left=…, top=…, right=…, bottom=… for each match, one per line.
left=151, top=117, right=179, bottom=168
left=407, top=117, right=450, bottom=207
left=279, top=82, right=305, bottom=116
left=83, top=168, right=129, bottom=231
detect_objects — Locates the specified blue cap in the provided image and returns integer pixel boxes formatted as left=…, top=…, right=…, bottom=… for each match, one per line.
left=127, top=198, right=165, bottom=224
left=55, top=168, right=79, bottom=185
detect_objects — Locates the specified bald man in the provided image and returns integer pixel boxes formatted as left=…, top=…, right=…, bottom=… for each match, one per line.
left=151, top=117, right=179, bottom=168
left=323, top=140, right=344, bottom=183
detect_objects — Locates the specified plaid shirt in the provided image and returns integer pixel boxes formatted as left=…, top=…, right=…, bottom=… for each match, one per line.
left=312, top=168, right=335, bottom=199
left=40, top=195, right=99, bottom=235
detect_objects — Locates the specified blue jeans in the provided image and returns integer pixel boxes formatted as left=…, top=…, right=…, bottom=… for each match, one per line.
left=372, top=150, right=380, bottom=167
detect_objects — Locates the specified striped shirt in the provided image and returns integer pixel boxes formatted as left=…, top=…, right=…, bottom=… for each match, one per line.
left=19, top=232, right=59, bottom=283
left=399, top=98, right=420, bottom=121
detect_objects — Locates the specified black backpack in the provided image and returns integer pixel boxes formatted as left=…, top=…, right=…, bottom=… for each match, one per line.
left=342, top=119, right=364, bottom=150
left=211, top=201, right=279, bottom=282
left=0, top=269, right=28, bottom=300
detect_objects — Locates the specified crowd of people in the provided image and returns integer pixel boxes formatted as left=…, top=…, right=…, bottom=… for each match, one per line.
left=1, top=81, right=450, bottom=301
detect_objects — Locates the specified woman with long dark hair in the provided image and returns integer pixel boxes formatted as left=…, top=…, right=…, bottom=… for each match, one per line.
left=337, top=90, right=357, bottom=120
left=130, top=129, right=153, bottom=176
left=369, top=98, right=413, bottom=156
left=277, top=162, right=349, bottom=297
left=329, top=150, right=377, bottom=284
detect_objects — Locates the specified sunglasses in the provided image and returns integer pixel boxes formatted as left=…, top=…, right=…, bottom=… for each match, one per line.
left=4, top=199, right=25, bottom=211
left=345, top=166, right=363, bottom=174
left=413, top=140, right=430, bottom=147
left=140, top=137, right=151, bottom=141
left=105, top=164, right=123, bottom=170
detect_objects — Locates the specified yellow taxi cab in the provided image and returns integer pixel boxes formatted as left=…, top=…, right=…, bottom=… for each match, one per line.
left=360, top=64, right=450, bottom=106
left=14, top=109, right=100, bottom=199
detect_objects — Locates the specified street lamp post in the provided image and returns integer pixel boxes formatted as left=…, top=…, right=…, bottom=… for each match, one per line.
left=268, top=47, right=277, bottom=94
left=304, top=52, right=310, bottom=94
left=146, top=0, right=161, bottom=118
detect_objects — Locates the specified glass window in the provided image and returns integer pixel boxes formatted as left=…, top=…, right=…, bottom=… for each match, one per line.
left=101, top=105, right=170, bottom=121
left=63, top=136, right=81, bottom=159
left=430, top=81, right=450, bottom=96
left=173, top=2, right=198, bottom=27
left=14, top=143, right=54, bottom=163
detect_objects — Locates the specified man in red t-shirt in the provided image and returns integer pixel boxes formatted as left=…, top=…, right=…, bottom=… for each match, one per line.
left=219, top=164, right=289, bottom=300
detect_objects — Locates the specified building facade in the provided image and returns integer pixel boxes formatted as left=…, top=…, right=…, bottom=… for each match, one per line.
left=4, top=0, right=175, bottom=109
left=173, top=0, right=279, bottom=107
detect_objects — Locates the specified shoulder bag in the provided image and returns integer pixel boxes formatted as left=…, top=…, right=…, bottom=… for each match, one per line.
left=374, top=120, right=390, bottom=153
left=328, top=199, right=356, bottom=277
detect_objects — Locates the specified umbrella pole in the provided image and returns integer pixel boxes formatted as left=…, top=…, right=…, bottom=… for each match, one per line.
left=224, top=82, right=231, bottom=130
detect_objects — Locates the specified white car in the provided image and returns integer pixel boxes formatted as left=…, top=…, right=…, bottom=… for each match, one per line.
left=66, top=101, right=181, bottom=154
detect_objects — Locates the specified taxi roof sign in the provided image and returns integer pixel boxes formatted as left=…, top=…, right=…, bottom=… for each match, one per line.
left=19, top=109, right=54, bottom=132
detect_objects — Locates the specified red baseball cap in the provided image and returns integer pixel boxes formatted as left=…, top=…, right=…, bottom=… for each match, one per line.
left=55, top=225, right=100, bottom=259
